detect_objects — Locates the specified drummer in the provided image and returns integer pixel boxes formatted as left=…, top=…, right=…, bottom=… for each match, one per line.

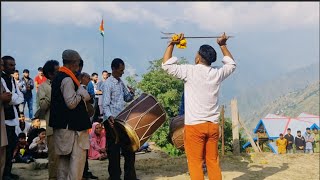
left=102, top=58, right=138, bottom=180
left=162, top=32, right=236, bottom=180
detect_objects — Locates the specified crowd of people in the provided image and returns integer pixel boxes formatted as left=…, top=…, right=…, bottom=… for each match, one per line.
left=0, top=53, right=138, bottom=180
left=1, top=32, right=246, bottom=180
left=276, top=127, right=319, bottom=154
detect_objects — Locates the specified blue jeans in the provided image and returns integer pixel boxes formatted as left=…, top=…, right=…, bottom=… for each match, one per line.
left=21, top=97, right=33, bottom=118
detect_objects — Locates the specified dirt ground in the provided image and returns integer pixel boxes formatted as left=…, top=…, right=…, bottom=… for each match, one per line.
left=12, top=144, right=319, bottom=180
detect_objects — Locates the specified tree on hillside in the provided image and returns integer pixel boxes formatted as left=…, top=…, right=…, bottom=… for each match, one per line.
left=136, top=57, right=187, bottom=155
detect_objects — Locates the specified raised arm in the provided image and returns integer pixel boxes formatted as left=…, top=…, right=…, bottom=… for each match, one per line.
left=217, top=32, right=234, bottom=60
left=163, top=33, right=184, bottom=64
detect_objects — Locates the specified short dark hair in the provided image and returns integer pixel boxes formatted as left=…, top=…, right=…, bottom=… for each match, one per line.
left=2, top=56, right=15, bottom=62
left=102, top=70, right=108, bottom=74
left=43, top=60, right=59, bottom=79
left=2, top=56, right=15, bottom=66
left=287, top=128, right=291, bottom=130
left=18, top=132, right=26, bottom=139
left=111, top=58, right=125, bottom=70
left=79, top=59, right=84, bottom=67
left=31, top=117, right=39, bottom=121
left=14, top=70, right=19, bottom=73
left=91, top=73, right=98, bottom=77
left=306, top=127, right=310, bottom=130
left=38, top=128, right=46, bottom=134
left=279, top=133, right=283, bottom=136
left=297, top=130, right=301, bottom=133
left=38, top=67, right=43, bottom=71
left=198, top=45, right=217, bottom=65
left=23, top=69, right=29, bottom=73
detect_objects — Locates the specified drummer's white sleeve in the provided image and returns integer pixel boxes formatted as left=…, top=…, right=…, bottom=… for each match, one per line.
left=161, top=56, right=189, bottom=81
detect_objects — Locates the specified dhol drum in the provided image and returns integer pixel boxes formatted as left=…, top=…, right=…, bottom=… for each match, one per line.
left=169, top=115, right=223, bottom=151
left=113, top=93, right=166, bottom=152
left=169, top=115, right=185, bottom=151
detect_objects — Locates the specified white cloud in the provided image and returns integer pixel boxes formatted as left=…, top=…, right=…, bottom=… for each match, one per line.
left=2, top=2, right=319, bottom=32
left=181, top=2, right=319, bottom=32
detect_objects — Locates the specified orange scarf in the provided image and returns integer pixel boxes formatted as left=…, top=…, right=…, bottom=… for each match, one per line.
left=59, top=66, right=80, bottom=87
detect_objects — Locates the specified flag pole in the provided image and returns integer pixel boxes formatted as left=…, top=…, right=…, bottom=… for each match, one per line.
left=102, top=15, right=104, bottom=69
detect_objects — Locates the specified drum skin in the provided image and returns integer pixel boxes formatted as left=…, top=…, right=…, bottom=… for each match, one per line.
left=114, top=93, right=166, bottom=152
left=169, top=115, right=185, bottom=151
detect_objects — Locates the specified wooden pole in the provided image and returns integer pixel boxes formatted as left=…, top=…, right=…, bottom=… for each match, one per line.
left=221, top=105, right=225, bottom=156
left=231, top=99, right=240, bottom=155
left=238, top=116, right=261, bottom=153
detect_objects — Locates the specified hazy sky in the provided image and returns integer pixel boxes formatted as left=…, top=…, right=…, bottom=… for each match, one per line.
left=1, top=2, right=319, bottom=87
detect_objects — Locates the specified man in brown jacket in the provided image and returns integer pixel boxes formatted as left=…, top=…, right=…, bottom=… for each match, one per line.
left=36, top=60, right=60, bottom=179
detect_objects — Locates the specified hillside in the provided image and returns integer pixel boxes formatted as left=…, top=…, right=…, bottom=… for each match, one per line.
left=244, top=80, right=319, bottom=129
left=221, top=62, right=320, bottom=128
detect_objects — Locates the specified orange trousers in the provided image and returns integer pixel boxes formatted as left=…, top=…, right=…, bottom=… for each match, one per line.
left=184, top=122, right=222, bottom=180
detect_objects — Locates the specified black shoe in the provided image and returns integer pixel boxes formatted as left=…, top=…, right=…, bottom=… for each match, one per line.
left=83, top=172, right=98, bottom=179
left=3, top=176, right=14, bottom=180
left=10, top=173, right=19, bottom=180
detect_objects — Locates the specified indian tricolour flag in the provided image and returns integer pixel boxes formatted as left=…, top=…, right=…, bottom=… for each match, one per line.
left=99, top=19, right=104, bottom=37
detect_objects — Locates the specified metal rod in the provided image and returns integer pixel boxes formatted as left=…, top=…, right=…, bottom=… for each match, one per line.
left=161, top=36, right=234, bottom=39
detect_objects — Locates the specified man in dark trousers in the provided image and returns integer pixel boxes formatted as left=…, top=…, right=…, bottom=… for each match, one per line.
left=76, top=59, right=98, bottom=180
left=284, top=128, right=294, bottom=154
left=102, top=58, right=138, bottom=180
left=295, top=130, right=305, bottom=153
left=1, top=56, right=24, bottom=180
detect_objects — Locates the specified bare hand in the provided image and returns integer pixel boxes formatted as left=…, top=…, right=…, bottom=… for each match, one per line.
left=0, top=92, right=12, bottom=103
left=170, top=33, right=184, bottom=45
left=108, top=116, right=115, bottom=128
left=127, top=86, right=135, bottom=94
left=217, top=32, right=229, bottom=46
left=100, top=148, right=106, bottom=153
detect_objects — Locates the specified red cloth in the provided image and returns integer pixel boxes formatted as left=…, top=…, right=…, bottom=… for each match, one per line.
left=34, top=75, right=47, bottom=91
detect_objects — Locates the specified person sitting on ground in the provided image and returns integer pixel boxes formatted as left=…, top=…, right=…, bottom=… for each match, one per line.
left=276, top=133, right=287, bottom=154
left=88, top=122, right=107, bottom=160
left=27, top=118, right=41, bottom=146
left=15, top=113, right=31, bottom=137
left=12, top=133, right=33, bottom=164
left=295, top=130, right=305, bottom=154
left=29, top=128, right=48, bottom=159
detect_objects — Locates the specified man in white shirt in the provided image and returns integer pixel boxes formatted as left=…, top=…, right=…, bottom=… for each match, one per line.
left=162, top=33, right=236, bottom=180
left=1, top=55, right=24, bottom=180
left=97, top=70, right=109, bottom=118
left=14, top=113, right=31, bottom=137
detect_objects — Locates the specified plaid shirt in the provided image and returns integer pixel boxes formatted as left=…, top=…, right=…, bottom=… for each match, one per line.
left=102, top=75, right=134, bottom=122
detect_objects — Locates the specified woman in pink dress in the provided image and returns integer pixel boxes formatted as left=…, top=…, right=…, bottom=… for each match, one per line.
left=88, top=122, right=107, bottom=160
